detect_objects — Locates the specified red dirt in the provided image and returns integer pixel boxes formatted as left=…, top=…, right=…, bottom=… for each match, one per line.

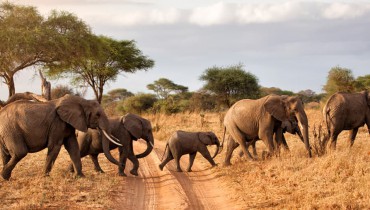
left=112, top=140, right=241, bottom=209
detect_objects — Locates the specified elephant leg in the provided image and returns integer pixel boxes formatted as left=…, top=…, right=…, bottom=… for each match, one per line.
left=90, top=154, right=104, bottom=173
left=159, top=149, right=173, bottom=171
left=63, top=137, right=84, bottom=177
left=45, top=144, right=63, bottom=176
left=2, top=154, right=26, bottom=180
left=187, top=152, right=197, bottom=172
left=223, top=136, right=239, bottom=166
left=348, top=128, right=359, bottom=147
left=198, top=146, right=216, bottom=167
left=0, top=147, right=10, bottom=166
left=69, top=140, right=90, bottom=173
left=329, top=132, right=340, bottom=150
left=175, top=154, right=183, bottom=172
left=281, top=134, right=289, bottom=151
left=252, top=140, right=258, bottom=157
left=1, top=143, right=27, bottom=180
left=228, top=126, right=254, bottom=161
left=259, top=132, right=275, bottom=156
left=127, top=143, right=139, bottom=176
left=118, top=147, right=127, bottom=176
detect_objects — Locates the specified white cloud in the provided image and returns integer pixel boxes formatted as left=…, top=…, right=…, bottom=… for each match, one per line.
left=323, top=2, right=370, bottom=19
left=188, top=1, right=370, bottom=26
left=189, top=2, right=235, bottom=26
left=31, top=1, right=370, bottom=27
left=100, top=8, right=182, bottom=26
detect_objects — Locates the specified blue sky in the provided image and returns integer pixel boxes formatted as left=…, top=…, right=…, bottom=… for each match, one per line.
left=2, top=0, right=370, bottom=100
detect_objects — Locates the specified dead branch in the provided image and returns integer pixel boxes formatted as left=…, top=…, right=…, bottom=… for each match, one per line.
left=312, top=123, right=330, bottom=157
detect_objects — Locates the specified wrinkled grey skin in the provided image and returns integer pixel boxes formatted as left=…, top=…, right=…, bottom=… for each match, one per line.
left=0, top=94, right=119, bottom=180
left=159, top=131, right=220, bottom=172
left=323, top=91, right=370, bottom=149
left=74, top=113, right=154, bottom=176
left=223, top=95, right=311, bottom=166
left=238, top=115, right=304, bottom=158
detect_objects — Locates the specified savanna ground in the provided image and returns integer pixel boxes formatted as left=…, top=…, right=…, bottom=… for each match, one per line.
left=1, top=108, right=370, bottom=209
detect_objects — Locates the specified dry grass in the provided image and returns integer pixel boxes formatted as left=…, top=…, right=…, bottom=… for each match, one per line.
left=0, top=149, right=122, bottom=209
left=1, top=109, right=370, bottom=209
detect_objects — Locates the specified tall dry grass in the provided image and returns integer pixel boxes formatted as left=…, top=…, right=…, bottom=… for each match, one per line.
left=0, top=109, right=369, bottom=209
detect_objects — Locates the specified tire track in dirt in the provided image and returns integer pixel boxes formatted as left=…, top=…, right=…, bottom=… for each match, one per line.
left=118, top=140, right=236, bottom=209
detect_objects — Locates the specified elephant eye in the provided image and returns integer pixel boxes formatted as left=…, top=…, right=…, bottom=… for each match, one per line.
left=96, top=112, right=101, bottom=118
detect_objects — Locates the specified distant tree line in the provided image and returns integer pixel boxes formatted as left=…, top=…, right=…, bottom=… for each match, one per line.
left=91, top=65, right=368, bottom=115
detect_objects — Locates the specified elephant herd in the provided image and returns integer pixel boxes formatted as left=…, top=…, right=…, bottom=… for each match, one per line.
left=0, top=90, right=369, bottom=180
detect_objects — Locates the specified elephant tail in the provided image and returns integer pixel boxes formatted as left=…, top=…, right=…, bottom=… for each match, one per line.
left=323, top=105, right=331, bottom=137
left=219, top=126, right=226, bottom=154
left=160, top=143, right=169, bottom=161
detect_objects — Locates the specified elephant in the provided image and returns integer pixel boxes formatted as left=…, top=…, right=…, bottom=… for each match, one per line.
left=323, top=90, right=370, bottom=149
left=74, top=113, right=154, bottom=176
left=237, top=115, right=304, bottom=158
left=223, top=95, right=311, bottom=166
left=159, top=131, right=220, bottom=172
left=0, top=94, right=122, bottom=180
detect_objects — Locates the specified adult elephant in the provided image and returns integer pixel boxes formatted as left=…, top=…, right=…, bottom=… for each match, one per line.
left=0, top=94, right=121, bottom=180
left=238, top=115, right=304, bottom=158
left=223, top=95, right=311, bottom=166
left=75, top=113, right=154, bottom=176
left=323, top=90, right=370, bottom=149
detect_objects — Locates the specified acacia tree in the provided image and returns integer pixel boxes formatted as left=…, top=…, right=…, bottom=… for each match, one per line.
left=200, top=64, right=260, bottom=108
left=147, top=78, right=188, bottom=99
left=48, top=35, right=154, bottom=103
left=354, top=74, right=370, bottom=91
left=322, top=66, right=355, bottom=96
left=102, top=88, right=134, bottom=104
left=260, top=87, right=294, bottom=97
left=0, top=3, right=91, bottom=98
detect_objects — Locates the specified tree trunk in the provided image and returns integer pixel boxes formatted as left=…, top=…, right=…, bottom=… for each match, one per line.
left=7, top=77, right=15, bottom=98
left=39, top=70, right=51, bottom=100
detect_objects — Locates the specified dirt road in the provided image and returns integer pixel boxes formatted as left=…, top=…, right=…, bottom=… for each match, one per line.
left=113, top=141, right=239, bottom=210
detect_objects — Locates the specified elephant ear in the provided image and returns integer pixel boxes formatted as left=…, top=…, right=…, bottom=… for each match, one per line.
left=122, top=113, right=143, bottom=139
left=264, top=95, right=288, bottom=122
left=365, top=90, right=370, bottom=107
left=56, top=96, right=88, bottom=132
left=199, top=132, right=212, bottom=145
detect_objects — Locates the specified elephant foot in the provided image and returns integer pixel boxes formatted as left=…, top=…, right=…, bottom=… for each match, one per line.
left=186, top=168, right=192, bottom=172
left=176, top=168, right=183, bottom=172
left=222, top=161, right=231, bottom=167
left=118, top=172, right=127, bottom=177
left=130, top=169, right=139, bottom=176
left=95, top=169, right=105, bottom=173
left=1, top=171, right=11, bottom=181
left=261, top=151, right=272, bottom=160
left=74, top=172, right=85, bottom=179
left=159, top=164, right=164, bottom=171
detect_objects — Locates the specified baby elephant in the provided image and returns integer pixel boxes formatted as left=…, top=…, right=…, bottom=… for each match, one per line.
left=159, top=131, right=220, bottom=172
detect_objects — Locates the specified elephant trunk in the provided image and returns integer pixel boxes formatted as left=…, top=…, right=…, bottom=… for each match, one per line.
left=101, top=129, right=121, bottom=166
left=212, top=141, right=220, bottom=159
left=136, top=132, right=154, bottom=158
left=296, top=112, right=312, bottom=158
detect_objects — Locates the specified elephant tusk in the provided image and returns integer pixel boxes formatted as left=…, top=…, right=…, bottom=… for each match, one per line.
left=102, top=130, right=123, bottom=146
left=299, top=122, right=304, bottom=131
left=149, top=141, right=154, bottom=148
